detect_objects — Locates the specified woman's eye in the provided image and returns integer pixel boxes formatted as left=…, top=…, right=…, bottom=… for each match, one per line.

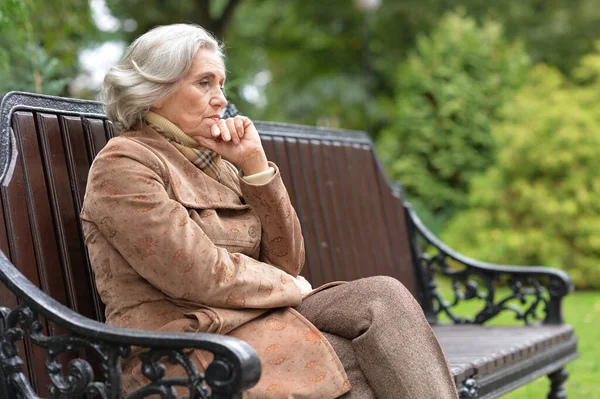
left=198, top=80, right=210, bottom=86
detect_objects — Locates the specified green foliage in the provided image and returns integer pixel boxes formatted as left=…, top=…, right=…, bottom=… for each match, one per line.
left=0, top=0, right=28, bottom=72
left=226, top=1, right=368, bottom=128
left=376, top=12, right=530, bottom=228
left=442, top=58, right=600, bottom=289
left=106, top=0, right=375, bottom=129
left=101, top=0, right=600, bottom=136
left=0, top=0, right=100, bottom=95
left=457, top=0, right=600, bottom=76
left=0, top=0, right=28, bottom=26
left=574, top=41, right=600, bottom=85
left=0, top=43, right=71, bottom=94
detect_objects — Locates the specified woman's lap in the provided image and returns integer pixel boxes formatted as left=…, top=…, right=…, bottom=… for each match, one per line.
left=296, top=276, right=459, bottom=399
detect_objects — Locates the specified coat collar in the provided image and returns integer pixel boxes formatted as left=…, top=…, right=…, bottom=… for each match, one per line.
left=121, top=125, right=249, bottom=211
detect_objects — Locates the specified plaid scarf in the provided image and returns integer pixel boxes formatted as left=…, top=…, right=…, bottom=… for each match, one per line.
left=144, top=111, right=221, bottom=181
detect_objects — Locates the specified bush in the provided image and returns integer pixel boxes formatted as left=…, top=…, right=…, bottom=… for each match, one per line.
left=442, top=60, right=600, bottom=289
left=376, top=11, right=529, bottom=228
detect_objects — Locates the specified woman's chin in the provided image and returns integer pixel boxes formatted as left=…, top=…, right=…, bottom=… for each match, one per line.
left=186, top=130, right=212, bottom=141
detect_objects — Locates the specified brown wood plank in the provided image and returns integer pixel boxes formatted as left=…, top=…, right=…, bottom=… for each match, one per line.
left=60, top=116, right=92, bottom=209
left=9, top=111, right=53, bottom=396
left=84, top=116, right=109, bottom=156
left=15, top=113, right=72, bottom=324
left=261, top=135, right=275, bottom=162
left=434, top=325, right=576, bottom=378
left=297, top=139, right=335, bottom=285
left=38, top=113, right=101, bottom=321
left=309, top=141, right=349, bottom=281
left=270, top=137, right=297, bottom=210
left=343, top=144, right=385, bottom=277
left=323, top=142, right=363, bottom=281
left=105, top=119, right=117, bottom=139
left=359, top=145, right=396, bottom=276
left=375, top=166, right=418, bottom=295
left=284, top=138, right=324, bottom=284
left=0, top=194, right=17, bottom=310
left=333, top=143, right=370, bottom=279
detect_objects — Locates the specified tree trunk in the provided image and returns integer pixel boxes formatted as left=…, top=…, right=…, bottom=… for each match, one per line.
left=195, top=0, right=242, bottom=41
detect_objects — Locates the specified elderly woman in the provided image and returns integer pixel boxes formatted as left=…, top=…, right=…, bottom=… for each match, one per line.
left=81, top=24, right=459, bottom=398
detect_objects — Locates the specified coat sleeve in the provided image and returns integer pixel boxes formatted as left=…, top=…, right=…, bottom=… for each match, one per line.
left=238, top=162, right=305, bottom=277
left=82, top=141, right=303, bottom=309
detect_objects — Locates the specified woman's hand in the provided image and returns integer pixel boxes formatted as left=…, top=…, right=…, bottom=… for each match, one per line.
left=293, top=275, right=313, bottom=297
left=192, top=115, right=269, bottom=175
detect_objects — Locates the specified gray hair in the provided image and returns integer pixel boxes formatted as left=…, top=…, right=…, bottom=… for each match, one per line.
left=101, top=24, right=224, bottom=132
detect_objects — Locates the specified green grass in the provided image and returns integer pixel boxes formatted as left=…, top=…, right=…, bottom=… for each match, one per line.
left=435, top=280, right=599, bottom=398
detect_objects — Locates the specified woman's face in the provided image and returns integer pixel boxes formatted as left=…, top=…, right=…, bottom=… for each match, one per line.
left=152, top=48, right=227, bottom=138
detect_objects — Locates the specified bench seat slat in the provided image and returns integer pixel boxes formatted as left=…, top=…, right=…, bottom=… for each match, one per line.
left=435, top=324, right=577, bottom=392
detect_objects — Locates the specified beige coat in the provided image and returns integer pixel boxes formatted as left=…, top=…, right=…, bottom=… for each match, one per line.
left=80, top=125, right=349, bottom=398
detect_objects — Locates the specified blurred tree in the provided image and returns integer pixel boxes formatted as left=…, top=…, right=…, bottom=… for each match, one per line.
left=102, top=0, right=599, bottom=135
left=458, top=0, right=600, bottom=76
left=0, top=0, right=26, bottom=49
left=105, top=0, right=242, bottom=42
left=375, top=11, right=530, bottom=231
left=225, top=0, right=599, bottom=132
left=0, top=0, right=101, bottom=95
left=442, top=57, right=600, bottom=289
left=104, top=0, right=374, bottom=129
left=226, top=1, right=369, bottom=129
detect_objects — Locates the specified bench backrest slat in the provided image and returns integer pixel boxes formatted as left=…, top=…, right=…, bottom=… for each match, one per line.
left=0, top=94, right=425, bottom=395
left=259, top=131, right=418, bottom=294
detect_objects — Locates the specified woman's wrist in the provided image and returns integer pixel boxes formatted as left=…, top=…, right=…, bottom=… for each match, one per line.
left=240, top=149, right=269, bottom=175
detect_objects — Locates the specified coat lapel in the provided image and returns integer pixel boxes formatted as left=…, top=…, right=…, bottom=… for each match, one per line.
left=122, top=125, right=249, bottom=211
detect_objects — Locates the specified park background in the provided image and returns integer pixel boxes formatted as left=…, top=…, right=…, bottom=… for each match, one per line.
left=1, top=0, right=599, bottom=397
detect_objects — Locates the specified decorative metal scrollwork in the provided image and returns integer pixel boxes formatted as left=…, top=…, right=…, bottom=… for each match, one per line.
left=405, top=202, right=572, bottom=325
left=0, top=304, right=230, bottom=398
left=421, top=251, right=552, bottom=325
left=126, top=349, right=211, bottom=399
left=458, top=378, right=479, bottom=399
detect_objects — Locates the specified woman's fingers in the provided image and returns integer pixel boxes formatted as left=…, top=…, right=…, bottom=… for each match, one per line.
left=211, top=123, right=221, bottom=139
left=225, top=118, right=239, bottom=145
left=217, top=120, right=231, bottom=141
left=234, top=116, right=245, bottom=139
left=241, top=116, right=253, bottom=130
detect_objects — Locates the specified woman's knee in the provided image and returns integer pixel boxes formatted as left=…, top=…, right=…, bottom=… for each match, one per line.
left=355, top=276, right=420, bottom=309
left=358, top=276, right=409, bottom=295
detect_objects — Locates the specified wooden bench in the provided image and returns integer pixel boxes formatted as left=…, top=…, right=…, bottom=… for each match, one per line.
left=0, top=91, right=578, bottom=398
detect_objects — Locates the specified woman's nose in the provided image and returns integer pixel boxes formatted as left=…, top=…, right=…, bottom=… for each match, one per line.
left=210, top=88, right=227, bottom=107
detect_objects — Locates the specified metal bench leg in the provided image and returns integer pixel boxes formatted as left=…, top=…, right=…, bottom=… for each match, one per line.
left=548, top=367, right=568, bottom=399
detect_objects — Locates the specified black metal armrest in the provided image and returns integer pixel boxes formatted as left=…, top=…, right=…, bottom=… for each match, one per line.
left=0, top=252, right=261, bottom=399
left=404, top=202, right=573, bottom=326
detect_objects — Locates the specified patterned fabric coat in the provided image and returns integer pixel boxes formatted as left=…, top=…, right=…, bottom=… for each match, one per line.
left=80, top=124, right=350, bottom=398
